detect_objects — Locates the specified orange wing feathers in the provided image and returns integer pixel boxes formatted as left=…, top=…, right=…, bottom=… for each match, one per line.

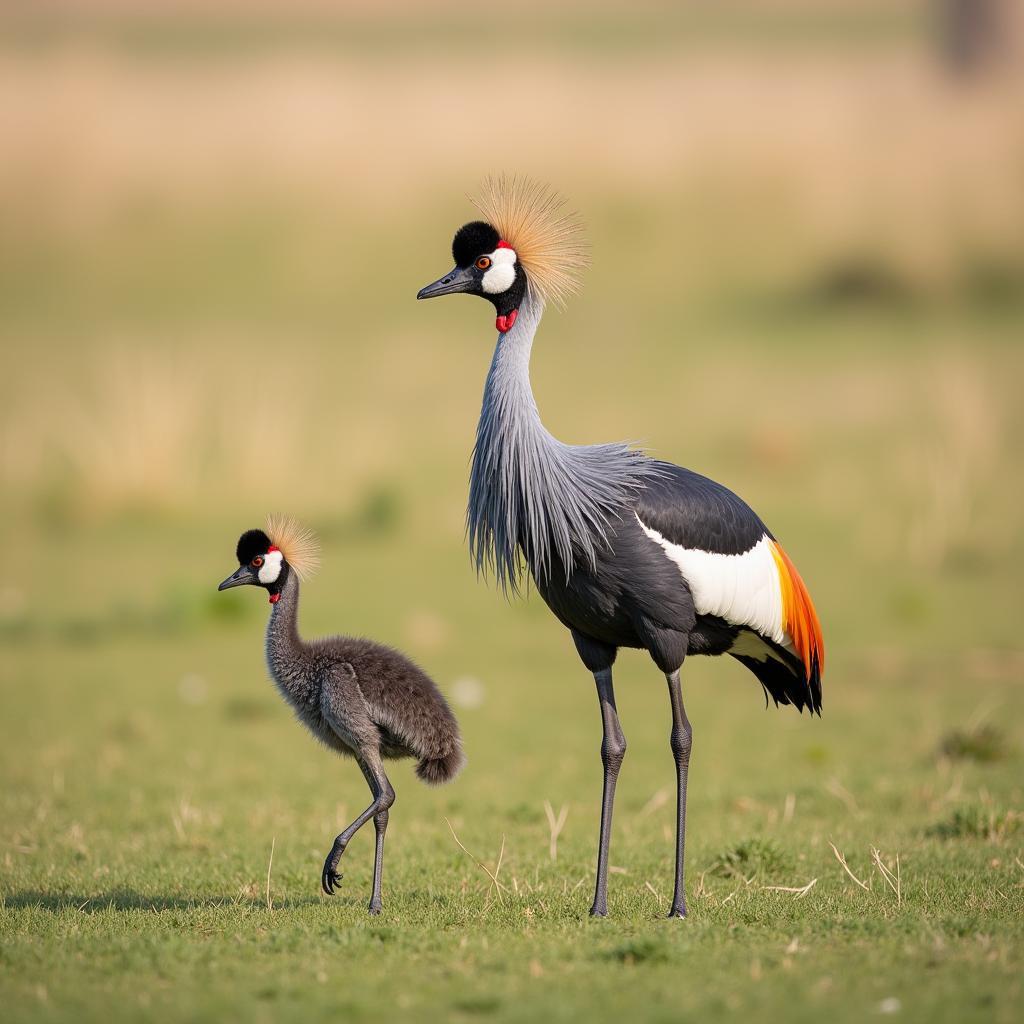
left=769, top=541, right=825, bottom=681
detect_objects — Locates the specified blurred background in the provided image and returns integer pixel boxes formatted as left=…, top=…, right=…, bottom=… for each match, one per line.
left=2, top=0, right=1022, bottom=544
left=0, top=1, right=1022, bottom=1014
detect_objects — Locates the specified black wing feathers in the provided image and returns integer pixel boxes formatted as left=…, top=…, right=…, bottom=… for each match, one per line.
left=634, top=462, right=770, bottom=555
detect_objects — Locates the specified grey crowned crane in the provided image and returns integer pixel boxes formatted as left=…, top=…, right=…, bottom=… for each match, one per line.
left=417, top=178, right=824, bottom=919
left=217, top=517, right=464, bottom=914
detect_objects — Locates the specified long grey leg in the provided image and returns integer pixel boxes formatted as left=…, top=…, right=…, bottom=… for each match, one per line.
left=321, top=750, right=395, bottom=910
left=359, top=759, right=394, bottom=915
left=368, top=808, right=389, bottom=915
left=665, top=669, right=693, bottom=918
left=590, top=667, right=626, bottom=917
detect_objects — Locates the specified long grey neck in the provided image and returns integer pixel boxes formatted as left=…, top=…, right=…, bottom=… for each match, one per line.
left=483, top=290, right=545, bottom=427
left=467, top=289, right=655, bottom=591
left=264, top=572, right=310, bottom=700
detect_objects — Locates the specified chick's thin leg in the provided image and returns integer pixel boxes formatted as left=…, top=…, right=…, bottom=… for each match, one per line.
left=321, top=749, right=394, bottom=902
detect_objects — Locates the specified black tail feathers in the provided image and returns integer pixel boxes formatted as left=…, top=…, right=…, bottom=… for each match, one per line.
left=415, top=745, right=466, bottom=786
left=733, top=649, right=823, bottom=716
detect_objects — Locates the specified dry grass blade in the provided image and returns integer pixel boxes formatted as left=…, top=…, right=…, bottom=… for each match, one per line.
left=762, top=878, right=818, bottom=899
left=870, top=847, right=902, bottom=906
left=829, top=840, right=870, bottom=891
left=783, top=793, right=796, bottom=825
left=444, top=818, right=509, bottom=906
left=826, top=778, right=860, bottom=815
left=966, top=696, right=1001, bottom=734
left=265, top=837, right=275, bottom=912
left=542, top=800, right=568, bottom=861
left=640, top=787, right=671, bottom=817
left=644, top=880, right=664, bottom=907
left=488, top=834, right=507, bottom=910
left=693, top=871, right=708, bottom=901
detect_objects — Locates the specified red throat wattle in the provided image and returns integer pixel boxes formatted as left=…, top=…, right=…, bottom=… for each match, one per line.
left=269, top=593, right=280, bottom=604
left=496, top=309, right=518, bottom=334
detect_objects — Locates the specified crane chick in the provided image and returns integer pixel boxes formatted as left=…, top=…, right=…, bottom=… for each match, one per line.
left=217, top=516, right=464, bottom=914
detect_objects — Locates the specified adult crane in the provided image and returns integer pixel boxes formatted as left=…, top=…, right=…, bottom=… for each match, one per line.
left=417, top=178, right=824, bottom=918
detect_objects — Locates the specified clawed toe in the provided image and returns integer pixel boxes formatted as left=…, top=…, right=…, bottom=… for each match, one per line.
left=321, top=867, right=343, bottom=895
left=321, top=848, right=344, bottom=895
left=321, top=841, right=346, bottom=895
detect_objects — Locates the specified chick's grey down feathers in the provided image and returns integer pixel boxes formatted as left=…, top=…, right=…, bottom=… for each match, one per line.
left=265, top=572, right=464, bottom=785
left=224, top=556, right=463, bottom=913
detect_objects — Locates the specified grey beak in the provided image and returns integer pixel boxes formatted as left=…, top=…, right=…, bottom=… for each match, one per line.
left=218, top=565, right=257, bottom=591
left=416, top=265, right=476, bottom=299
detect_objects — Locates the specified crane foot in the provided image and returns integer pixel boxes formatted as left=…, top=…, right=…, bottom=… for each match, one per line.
left=321, top=842, right=346, bottom=895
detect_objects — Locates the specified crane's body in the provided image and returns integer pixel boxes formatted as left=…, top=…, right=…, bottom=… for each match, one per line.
left=263, top=572, right=464, bottom=778
left=218, top=519, right=463, bottom=913
left=469, top=292, right=822, bottom=711
left=418, top=179, right=824, bottom=918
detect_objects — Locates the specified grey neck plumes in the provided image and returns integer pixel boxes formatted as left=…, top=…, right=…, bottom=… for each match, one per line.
left=264, top=572, right=307, bottom=690
left=467, top=290, right=655, bottom=592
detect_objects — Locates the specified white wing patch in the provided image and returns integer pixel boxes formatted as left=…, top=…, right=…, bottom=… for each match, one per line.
left=635, top=515, right=787, bottom=647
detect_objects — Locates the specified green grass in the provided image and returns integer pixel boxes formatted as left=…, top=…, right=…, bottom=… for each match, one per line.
left=1, top=606, right=1021, bottom=1023
left=2, top=305, right=1022, bottom=1021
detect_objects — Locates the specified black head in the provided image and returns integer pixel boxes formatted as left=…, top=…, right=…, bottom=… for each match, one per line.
left=416, top=220, right=527, bottom=330
left=452, top=221, right=500, bottom=267
left=236, top=528, right=271, bottom=565
left=218, top=528, right=290, bottom=604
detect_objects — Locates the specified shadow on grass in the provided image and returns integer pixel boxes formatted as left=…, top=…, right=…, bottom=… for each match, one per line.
left=3, top=889, right=325, bottom=913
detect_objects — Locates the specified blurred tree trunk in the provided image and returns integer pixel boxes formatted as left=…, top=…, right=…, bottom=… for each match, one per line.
left=936, top=0, right=1011, bottom=76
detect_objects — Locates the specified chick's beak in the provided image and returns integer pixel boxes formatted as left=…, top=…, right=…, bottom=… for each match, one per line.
left=416, top=265, right=476, bottom=299
left=218, top=565, right=257, bottom=591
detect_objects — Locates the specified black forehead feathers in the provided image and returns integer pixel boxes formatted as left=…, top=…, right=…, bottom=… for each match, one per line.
left=236, top=528, right=272, bottom=564
left=452, top=221, right=500, bottom=267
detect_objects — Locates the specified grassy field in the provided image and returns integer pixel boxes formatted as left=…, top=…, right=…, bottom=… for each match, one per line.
left=2, top=6, right=1023, bottom=1023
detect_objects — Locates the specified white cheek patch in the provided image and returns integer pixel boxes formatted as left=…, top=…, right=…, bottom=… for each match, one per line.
left=258, top=550, right=284, bottom=585
left=481, top=247, right=517, bottom=294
